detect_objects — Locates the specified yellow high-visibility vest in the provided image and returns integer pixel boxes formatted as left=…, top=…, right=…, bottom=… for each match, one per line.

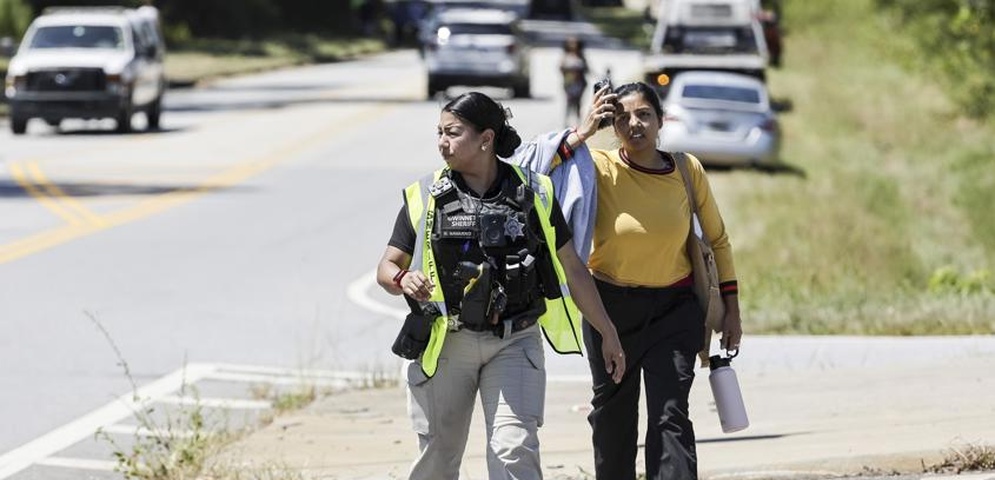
left=403, top=164, right=583, bottom=377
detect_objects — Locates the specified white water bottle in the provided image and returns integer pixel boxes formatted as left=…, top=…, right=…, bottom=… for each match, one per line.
left=708, top=354, right=749, bottom=433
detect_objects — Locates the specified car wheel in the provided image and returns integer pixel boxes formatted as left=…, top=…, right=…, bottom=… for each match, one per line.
left=116, top=105, right=133, bottom=134
left=147, top=97, right=162, bottom=130
left=11, top=115, right=28, bottom=135
left=513, top=80, right=531, bottom=99
left=427, top=79, right=443, bottom=99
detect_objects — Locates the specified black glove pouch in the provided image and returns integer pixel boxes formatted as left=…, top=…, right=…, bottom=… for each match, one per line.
left=391, top=312, right=433, bottom=360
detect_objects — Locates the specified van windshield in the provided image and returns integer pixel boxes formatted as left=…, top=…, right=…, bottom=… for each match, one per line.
left=29, top=25, right=125, bottom=50
left=662, top=26, right=758, bottom=54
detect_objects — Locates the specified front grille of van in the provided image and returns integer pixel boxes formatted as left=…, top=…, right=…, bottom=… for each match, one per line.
left=25, top=68, right=107, bottom=92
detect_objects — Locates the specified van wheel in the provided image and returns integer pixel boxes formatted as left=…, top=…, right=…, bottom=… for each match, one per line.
left=11, top=115, right=28, bottom=135
left=147, top=97, right=162, bottom=130
left=116, top=105, right=133, bottom=134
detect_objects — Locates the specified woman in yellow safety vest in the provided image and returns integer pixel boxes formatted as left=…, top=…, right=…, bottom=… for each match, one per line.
left=376, top=91, right=624, bottom=480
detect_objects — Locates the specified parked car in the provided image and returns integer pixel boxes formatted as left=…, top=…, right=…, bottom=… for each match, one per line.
left=3, top=6, right=166, bottom=135
left=660, top=71, right=780, bottom=167
left=423, top=8, right=531, bottom=98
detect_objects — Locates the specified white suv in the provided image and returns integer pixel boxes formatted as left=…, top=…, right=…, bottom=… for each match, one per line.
left=4, top=6, right=166, bottom=134
left=423, top=8, right=530, bottom=99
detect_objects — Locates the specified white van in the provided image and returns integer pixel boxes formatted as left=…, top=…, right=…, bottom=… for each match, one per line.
left=643, top=0, right=768, bottom=94
left=4, top=6, right=166, bottom=134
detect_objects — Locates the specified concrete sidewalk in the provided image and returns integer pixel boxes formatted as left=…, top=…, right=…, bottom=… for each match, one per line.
left=219, top=337, right=995, bottom=479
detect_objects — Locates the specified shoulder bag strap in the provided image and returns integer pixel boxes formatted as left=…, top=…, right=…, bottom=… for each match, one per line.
left=672, top=152, right=708, bottom=243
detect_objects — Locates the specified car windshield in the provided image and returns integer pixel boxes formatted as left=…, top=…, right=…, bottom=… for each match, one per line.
left=662, top=26, right=758, bottom=54
left=441, top=23, right=512, bottom=35
left=682, top=84, right=760, bottom=104
left=29, top=25, right=124, bottom=50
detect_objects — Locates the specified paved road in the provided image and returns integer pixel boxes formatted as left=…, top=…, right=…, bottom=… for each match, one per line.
left=0, top=46, right=642, bottom=471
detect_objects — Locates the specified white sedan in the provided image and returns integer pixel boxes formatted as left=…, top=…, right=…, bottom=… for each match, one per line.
left=660, top=71, right=780, bottom=167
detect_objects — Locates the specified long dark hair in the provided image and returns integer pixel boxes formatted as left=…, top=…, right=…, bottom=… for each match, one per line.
left=442, top=92, right=522, bottom=158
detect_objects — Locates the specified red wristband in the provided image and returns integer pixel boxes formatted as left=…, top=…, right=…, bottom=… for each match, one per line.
left=392, top=269, right=408, bottom=287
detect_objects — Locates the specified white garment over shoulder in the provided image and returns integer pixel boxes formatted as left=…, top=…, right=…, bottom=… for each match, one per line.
left=512, top=129, right=597, bottom=262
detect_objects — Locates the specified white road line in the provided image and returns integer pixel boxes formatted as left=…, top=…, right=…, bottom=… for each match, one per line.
left=156, top=396, right=272, bottom=410
left=34, top=457, right=118, bottom=472
left=99, top=424, right=196, bottom=439
left=0, top=362, right=388, bottom=479
left=0, top=363, right=215, bottom=479
left=346, top=269, right=407, bottom=320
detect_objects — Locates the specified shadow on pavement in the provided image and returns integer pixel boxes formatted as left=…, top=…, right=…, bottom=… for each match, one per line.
left=706, top=162, right=807, bottom=178
left=698, top=432, right=800, bottom=444
left=51, top=126, right=190, bottom=137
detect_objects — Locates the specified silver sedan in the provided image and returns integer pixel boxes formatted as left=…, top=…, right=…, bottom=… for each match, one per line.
left=660, top=71, right=781, bottom=167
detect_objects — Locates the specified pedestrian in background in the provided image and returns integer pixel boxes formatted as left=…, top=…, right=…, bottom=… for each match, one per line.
left=376, top=91, right=625, bottom=480
left=560, top=36, right=589, bottom=127
left=544, top=82, right=745, bottom=479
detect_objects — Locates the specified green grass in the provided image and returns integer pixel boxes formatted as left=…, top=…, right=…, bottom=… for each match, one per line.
left=579, top=6, right=654, bottom=50
left=714, top=0, right=995, bottom=334
left=166, top=35, right=385, bottom=86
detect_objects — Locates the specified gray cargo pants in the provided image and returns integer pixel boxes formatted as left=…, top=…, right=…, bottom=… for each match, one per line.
left=405, top=324, right=546, bottom=480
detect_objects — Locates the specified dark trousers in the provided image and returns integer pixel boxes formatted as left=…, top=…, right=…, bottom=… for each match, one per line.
left=583, top=279, right=705, bottom=480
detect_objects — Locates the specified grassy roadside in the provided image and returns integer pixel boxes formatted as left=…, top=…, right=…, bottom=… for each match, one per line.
left=165, top=35, right=386, bottom=86
left=0, top=36, right=385, bottom=118
left=716, top=0, right=995, bottom=334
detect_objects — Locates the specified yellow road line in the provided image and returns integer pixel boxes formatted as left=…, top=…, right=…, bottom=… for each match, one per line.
left=26, top=162, right=108, bottom=227
left=7, top=162, right=86, bottom=227
left=0, top=103, right=396, bottom=265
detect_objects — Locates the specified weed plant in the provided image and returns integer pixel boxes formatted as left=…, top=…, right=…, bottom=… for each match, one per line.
left=925, top=442, right=995, bottom=474
left=88, top=312, right=236, bottom=480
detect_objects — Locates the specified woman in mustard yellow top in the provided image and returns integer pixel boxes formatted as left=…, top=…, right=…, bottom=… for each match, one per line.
left=565, top=82, right=744, bottom=480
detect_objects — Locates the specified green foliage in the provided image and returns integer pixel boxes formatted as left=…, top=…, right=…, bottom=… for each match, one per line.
left=0, top=0, right=31, bottom=39
left=875, top=0, right=995, bottom=119
left=719, top=0, right=995, bottom=335
left=928, top=266, right=993, bottom=295
left=20, top=0, right=358, bottom=39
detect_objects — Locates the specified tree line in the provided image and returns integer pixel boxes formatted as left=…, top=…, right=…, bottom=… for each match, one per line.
left=1, top=0, right=359, bottom=40
left=875, top=0, right=995, bottom=119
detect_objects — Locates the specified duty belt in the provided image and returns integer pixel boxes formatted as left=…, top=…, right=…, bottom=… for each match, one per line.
left=451, top=315, right=538, bottom=339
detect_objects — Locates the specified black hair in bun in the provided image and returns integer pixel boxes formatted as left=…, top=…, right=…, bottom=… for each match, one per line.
left=443, top=92, right=522, bottom=158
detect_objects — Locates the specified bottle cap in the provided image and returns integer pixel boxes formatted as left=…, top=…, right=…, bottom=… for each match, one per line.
left=709, top=355, right=732, bottom=370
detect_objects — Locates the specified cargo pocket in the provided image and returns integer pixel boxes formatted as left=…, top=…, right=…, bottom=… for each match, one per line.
left=406, top=359, right=438, bottom=436
left=521, top=338, right=546, bottom=427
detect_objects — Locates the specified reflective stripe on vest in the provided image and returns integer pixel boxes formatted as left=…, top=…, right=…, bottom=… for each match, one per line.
left=404, top=165, right=583, bottom=378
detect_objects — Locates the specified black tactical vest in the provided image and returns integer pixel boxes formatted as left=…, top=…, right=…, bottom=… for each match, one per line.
left=430, top=169, right=544, bottom=322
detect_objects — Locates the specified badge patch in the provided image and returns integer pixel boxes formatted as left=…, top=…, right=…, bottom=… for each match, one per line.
left=504, top=215, right=525, bottom=240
